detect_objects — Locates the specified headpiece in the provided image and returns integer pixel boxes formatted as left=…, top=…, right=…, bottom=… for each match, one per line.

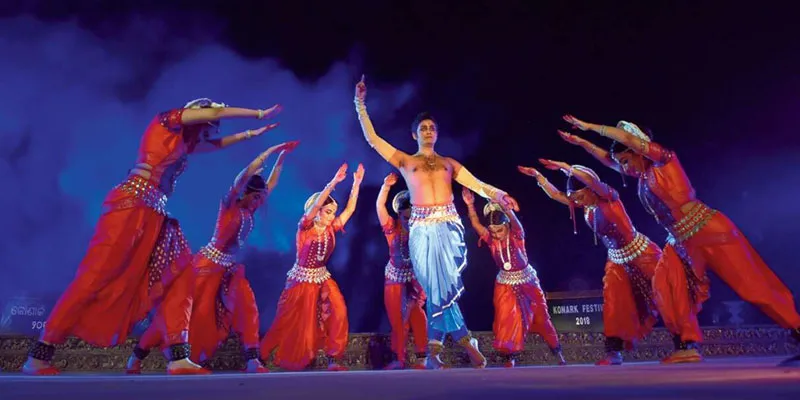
left=483, top=202, right=509, bottom=226
left=565, top=165, right=600, bottom=193
left=304, top=192, right=337, bottom=213
left=392, top=190, right=411, bottom=214
left=244, top=175, right=267, bottom=194
left=183, top=98, right=228, bottom=109
left=609, top=120, right=654, bottom=188
left=565, top=165, right=599, bottom=245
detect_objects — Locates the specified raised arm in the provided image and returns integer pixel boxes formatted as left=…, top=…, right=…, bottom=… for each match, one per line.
left=461, top=187, right=489, bottom=241
left=334, top=164, right=365, bottom=229
left=354, top=76, right=409, bottom=169
left=563, top=115, right=670, bottom=163
left=266, top=142, right=299, bottom=195
left=376, top=173, right=398, bottom=228
left=539, top=159, right=615, bottom=201
left=301, top=163, right=348, bottom=228
left=501, top=204, right=525, bottom=238
left=450, top=158, right=520, bottom=211
left=194, top=123, right=280, bottom=154
left=518, top=166, right=570, bottom=206
left=222, top=141, right=293, bottom=207
left=181, top=103, right=282, bottom=126
left=558, top=130, right=622, bottom=173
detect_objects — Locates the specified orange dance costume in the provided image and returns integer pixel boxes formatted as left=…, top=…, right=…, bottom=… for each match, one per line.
left=129, top=203, right=263, bottom=371
left=463, top=193, right=564, bottom=367
left=565, top=170, right=660, bottom=365
left=260, top=215, right=348, bottom=370
left=380, top=190, right=428, bottom=369
left=25, top=108, right=197, bottom=375
left=261, top=166, right=362, bottom=371
left=607, top=121, right=800, bottom=363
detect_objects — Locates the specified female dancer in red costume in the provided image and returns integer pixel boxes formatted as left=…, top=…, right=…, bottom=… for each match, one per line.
left=376, top=173, right=428, bottom=370
left=461, top=187, right=566, bottom=367
left=559, top=115, right=800, bottom=365
left=260, top=163, right=364, bottom=371
left=126, top=140, right=298, bottom=374
left=518, top=161, right=661, bottom=365
left=23, top=99, right=282, bottom=375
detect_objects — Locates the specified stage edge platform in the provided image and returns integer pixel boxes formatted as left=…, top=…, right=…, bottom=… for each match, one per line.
left=0, top=325, right=796, bottom=372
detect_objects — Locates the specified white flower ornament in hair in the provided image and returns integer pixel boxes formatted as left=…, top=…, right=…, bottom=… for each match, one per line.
left=616, top=120, right=650, bottom=142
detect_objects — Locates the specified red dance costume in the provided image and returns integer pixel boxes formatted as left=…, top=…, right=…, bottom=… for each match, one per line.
left=381, top=219, right=428, bottom=369
left=25, top=110, right=196, bottom=375
left=637, top=144, right=800, bottom=359
left=260, top=217, right=349, bottom=370
left=477, top=226, right=562, bottom=366
left=582, top=188, right=660, bottom=365
left=129, top=200, right=264, bottom=372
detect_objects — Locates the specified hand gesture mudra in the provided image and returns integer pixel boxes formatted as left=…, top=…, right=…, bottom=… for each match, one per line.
left=280, top=140, right=300, bottom=152
left=355, top=75, right=367, bottom=101
left=261, top=104, right=283, bottom=120
left=539, top=159, right=571, bottom=174
left=250, top=123, right=280, bottom=138
left=562, top=115, right=589, bottom=131
left=461, top=187, right=475, bottom=205
left=500, top=194, right=520, bottom=212
left=332, top=163, right=348, bottom=183
left=517, top=166, right=541, bottom=178
left=557, top=130, right=583, bottom=145
left=353, top=163, right=365, bottom=184
left=383, top=173, right=398, bottom=186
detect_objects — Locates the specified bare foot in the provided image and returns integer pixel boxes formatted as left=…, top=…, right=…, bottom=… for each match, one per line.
left=22, top=357, right=60, bottom=376
left=244, top=359, right=269, bottom=373
left=167, top=358, right=210, bottom=375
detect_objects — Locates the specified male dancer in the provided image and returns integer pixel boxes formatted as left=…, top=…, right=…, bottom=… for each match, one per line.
left=126, top=141, right=297, bottom=374
left=559, top=116, right=800, bottom=365
left=355, top=76, right=519, bottom=369
left=376, top=173, right=428, bottom=369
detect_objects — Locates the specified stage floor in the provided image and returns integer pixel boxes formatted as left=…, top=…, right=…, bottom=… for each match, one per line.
left=1, top=357, right=798, bottom=400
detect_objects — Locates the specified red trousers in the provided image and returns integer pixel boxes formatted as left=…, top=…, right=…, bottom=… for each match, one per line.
left=41, top=187, right=191, bottom=347
left=653, top=212, right=800, bottom=343
left=260, top=278, right=348, bottom=371
left=492, top=279, right=560, bottom=354
left=603, top=242, right=660, bottom=346
left=384, top=280, right=428, bottom=361
left=139, top=258, right=260, bottom=362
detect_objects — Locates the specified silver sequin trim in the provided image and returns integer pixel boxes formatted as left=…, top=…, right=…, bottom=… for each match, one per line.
left=409, top=203, right=460, bottom=225
left=286, top=264, right=332, bottom=284
left=496, top=265, right=538, bottom=286
left=384, top=260, right=415, bottom=283
left=668, top=202, right=717, bottom=243
left=199, top=244, right=235, bottom=267
left=114, top=175, right=168, bottom=215
left=607, top=232, right=650, bottom=265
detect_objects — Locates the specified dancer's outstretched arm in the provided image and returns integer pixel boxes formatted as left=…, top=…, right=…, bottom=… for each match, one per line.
left=334, top=164, right=365, bottom=228
left=461, top=187, right=489, bottom=240
left=376, top=173, right=398, bottom=228
left=563, top=115, right=671, bottom=163
left=223, top=141, right=296, bottom=207
left=300, top=163, right=348, bottom=229
left=354, top=76, right=409, bottom=169
left=539, top=159, right=615, bottom=201
left=518, top=166, right=569, bottom=206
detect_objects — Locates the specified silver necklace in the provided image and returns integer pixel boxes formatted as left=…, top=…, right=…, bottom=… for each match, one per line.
left=314, top=225, right=328, bottom=262
left=499, top=236, right=512, bottom=271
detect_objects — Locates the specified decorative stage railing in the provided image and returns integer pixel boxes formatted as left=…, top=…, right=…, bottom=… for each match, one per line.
left=0, top=325, right=795, bottom=372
